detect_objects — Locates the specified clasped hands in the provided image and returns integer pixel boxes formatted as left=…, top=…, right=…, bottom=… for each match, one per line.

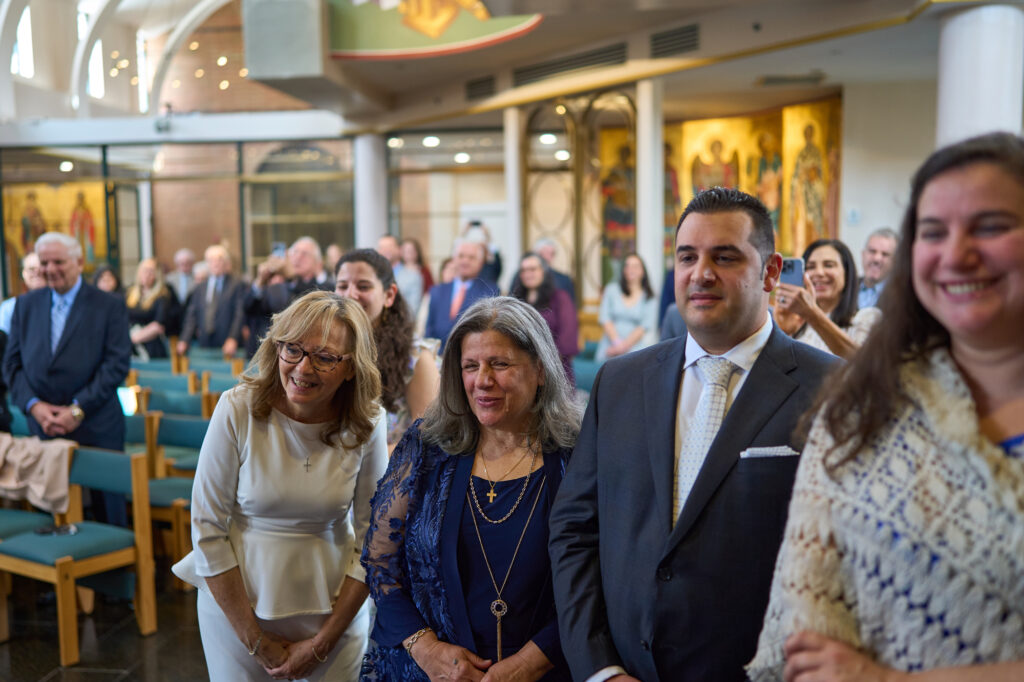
left=413, top=638, right=550, bottom=682
left=256, top=631, right=328, bottom=681
left=29, top=401, right=81, bottom=437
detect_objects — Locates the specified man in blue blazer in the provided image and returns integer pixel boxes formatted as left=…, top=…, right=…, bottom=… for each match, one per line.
left=424, top=239, right=498, bottom=349
left=549, top=188, right=838, bottom=682
left=3, top=232, right=131, bottom=523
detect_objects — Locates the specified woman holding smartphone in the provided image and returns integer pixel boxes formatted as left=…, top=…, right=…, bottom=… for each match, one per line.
left=774, top=239, right=880, bottom=359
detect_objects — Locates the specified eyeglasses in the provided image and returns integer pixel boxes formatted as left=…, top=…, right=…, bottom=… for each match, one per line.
left=277, top=342, right=347, bottom=373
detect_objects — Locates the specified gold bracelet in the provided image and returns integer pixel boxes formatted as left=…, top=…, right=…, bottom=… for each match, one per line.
left=403, top=627, right=432, bottom=654
left=311, top=643, right=328, bottom=663
left=247, top=631, right=263, bottom=656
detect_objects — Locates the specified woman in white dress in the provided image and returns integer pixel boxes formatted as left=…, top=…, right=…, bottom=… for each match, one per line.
left=173, top=290, right=388, bottom=681
left=774, top=238, right=880, bottom=359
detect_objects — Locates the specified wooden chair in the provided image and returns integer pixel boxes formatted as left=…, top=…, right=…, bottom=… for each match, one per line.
left=0, top=447, right=157, bottom=666
left=7, top=404, right=29, bottom=437
left=128, top=370, right=199, bottom=394
left=201, top=371, right=239, bottom=395
left=142, top=389, right=206, bottom=418
left=135, top=415, right=193, bottom=591
left=188, top=357, right=245, bottom=377
left=149, top=412, right=210, bottom=478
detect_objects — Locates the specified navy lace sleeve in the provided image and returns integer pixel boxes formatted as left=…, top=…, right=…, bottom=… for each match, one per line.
left=361, top=423, right=429, bottom=645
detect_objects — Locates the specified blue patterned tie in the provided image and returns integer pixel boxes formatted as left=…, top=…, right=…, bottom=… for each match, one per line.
left=51, top=296, right=69, bottom=354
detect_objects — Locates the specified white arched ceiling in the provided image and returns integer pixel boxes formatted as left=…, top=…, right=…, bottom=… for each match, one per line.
left=149, top=0, right=231, bottom=112
left=0, top=0, right=32, bottom=121
left=70, top=0, right=125, bottom=117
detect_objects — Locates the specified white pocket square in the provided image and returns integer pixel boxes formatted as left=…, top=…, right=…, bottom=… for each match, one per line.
left=740, top=446, right=800, bottom=459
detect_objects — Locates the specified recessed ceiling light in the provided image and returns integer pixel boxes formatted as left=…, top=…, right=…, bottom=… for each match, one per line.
left=539, top=133, right=557, bottom=145
left=117, top=59, right=129, bottom=69
left=555, top=104, right=566, bottom=115
left=387, top=137, right=404, bottom=149
left=239, top=68, right=249, bottom=78
left=110, top=50, right=120, bottom=59
left=109, top=68, right=119, bottom=77
left=454, top=152, right=470, bottom=164
left=554, top=149, right=571, bottom=161
left=195, top=68, right=205, bottom=78
left=59, top=161, right=74, bottom=172
left=189, top=41, right=199, bottom=51
left=219, top=80, right=229, bottom=90
left=217, top=56, right=227, bottom=66
left=130, top=76, right=139, bottom=85
left=422, top=136, right=440, bottom=148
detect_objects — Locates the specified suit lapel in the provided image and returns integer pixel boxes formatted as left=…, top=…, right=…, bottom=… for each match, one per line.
left=667, top=328, right=800, bottom=549
left=645, top=340, right=686, bottom=539
left=439, top=453, right=475, bottom=648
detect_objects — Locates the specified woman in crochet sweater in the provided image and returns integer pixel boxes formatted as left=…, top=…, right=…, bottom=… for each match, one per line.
left=748, top=132, right=1024, bottom=681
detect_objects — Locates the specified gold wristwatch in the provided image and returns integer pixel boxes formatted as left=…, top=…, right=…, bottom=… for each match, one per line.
left=70, top=405, right=85, bottom=422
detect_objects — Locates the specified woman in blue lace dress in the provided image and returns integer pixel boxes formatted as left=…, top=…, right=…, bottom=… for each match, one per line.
left=361, top=297, right=582, bottom=681
left=749, top=132, right=1024, bottom=681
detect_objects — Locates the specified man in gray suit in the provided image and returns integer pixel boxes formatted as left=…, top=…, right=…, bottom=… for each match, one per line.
left=549, top=187, right=837, bottom=682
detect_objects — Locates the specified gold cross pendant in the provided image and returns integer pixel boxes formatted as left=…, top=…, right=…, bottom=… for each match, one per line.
left=486, top=488, right=497, bottom=503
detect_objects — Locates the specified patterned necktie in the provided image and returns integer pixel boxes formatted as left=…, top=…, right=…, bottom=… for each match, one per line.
left=51, top=296, right=69, bottom=354
left=673, top=355, right=738, bottom=525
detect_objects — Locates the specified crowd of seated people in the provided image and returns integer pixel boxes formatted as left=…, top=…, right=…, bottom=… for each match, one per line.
left=0, top=133, right=1020, bottom=682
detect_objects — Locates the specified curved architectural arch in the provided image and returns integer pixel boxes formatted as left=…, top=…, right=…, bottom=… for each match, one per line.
left=148, top=0, right=231, bottom=112
left=70, top=0, right=125, bottom=116
left=0, top=0, right=32, bottom=121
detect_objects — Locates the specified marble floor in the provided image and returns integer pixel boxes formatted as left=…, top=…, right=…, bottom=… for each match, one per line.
left=0, top=561, right=208, bottom=682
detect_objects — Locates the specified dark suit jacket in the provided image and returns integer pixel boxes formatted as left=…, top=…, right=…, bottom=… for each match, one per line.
left=3, top=283, right=130, bottom=449
left=423, top=278, right=498, bottom=350
left=549, top=326, right=837, bottom=682
left=180, top=275, right=245, bottom=349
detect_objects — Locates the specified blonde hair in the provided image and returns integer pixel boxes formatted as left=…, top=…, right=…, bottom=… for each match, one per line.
left=242, top=291, right=382, bottom=447
left=125, top=258, right=169, bottom=310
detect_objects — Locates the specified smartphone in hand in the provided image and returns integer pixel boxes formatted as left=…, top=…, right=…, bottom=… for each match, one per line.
left=780, top=257, right=805, bottom=287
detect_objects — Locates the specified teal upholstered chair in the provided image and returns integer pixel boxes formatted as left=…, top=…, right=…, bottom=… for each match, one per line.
left=0, top=447, right=157, bottom=666
left=149, top=412, right=209, bottom=478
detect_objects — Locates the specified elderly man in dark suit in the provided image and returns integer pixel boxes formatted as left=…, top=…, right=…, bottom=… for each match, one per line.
left=423, top=238, right=498, bottom=350
left=549, top=188, right=838, bottom=682
left=3, top=232, right=131, bottom=523
left=176, top=244, right=245, bottom=357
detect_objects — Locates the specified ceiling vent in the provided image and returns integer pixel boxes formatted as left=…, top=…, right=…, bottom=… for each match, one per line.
left=754, top=70, right=827, bottom=87
left=650, top=24, right=699, bottom=59
left=465, top=75, right=496, bottom=101
left=513, top=43, right=627, bottom=87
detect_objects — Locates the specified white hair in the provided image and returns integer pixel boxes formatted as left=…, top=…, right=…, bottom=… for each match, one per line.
left=35, top=232, right=82, bottom=259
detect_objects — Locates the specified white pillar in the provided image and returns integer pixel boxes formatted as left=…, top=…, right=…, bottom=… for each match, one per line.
left=354, top=133, right=388, bottom=249
left=503, top=106, right=524, bottom=289
left=635, top=78, right=665, bottom=298
left=936, top=4, right=1024, bottom=147
left=138, top=181, right=153, bottom=259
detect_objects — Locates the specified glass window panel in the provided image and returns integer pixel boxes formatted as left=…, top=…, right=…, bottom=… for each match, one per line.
left=1, top=147, right=104, bottom=183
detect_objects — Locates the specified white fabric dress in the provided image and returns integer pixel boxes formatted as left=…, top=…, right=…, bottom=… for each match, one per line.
left=793, top=306, right=881, bottom=355
left=747, top=349, right=1024, bottom=679
left=173, top=386, right=389, bottom=681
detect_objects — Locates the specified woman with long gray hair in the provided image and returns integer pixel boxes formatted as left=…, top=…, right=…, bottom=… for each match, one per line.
left=362, top=296, right=581, bottom=681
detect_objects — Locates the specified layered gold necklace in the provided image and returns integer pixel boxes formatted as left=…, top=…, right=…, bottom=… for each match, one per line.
left=469, top=442, right=539, bottom=524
